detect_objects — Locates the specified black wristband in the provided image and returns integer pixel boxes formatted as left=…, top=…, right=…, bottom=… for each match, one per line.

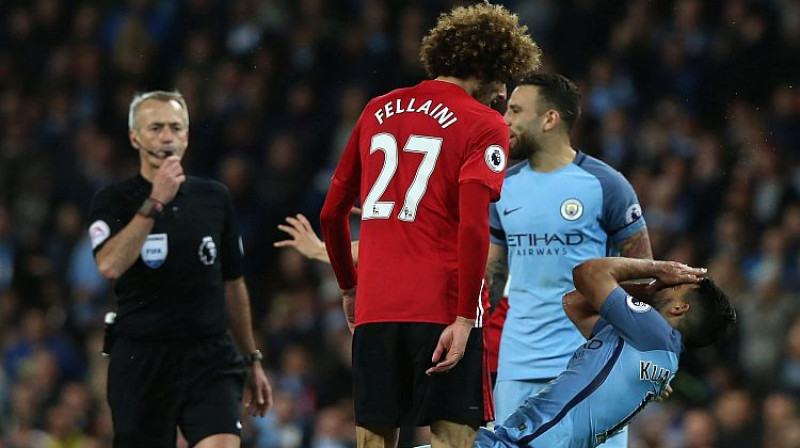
left=243, top=350, right=264, bottom=365
left=137, top=198, right=164, bottom=221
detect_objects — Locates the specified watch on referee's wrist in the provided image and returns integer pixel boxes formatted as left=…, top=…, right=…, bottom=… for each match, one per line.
left=137, top=197, right=164, bottom=221
left=243, top=350, right=263, bottom=365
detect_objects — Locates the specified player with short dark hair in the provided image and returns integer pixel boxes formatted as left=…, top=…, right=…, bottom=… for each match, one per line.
left=513, top=73, right=582, bottom=130
left=486, top=73, right=653, bottom=447
left=320, top=3, right=541, bottom=447
left=474, top=257, right=737, bottom=447
left=89, top=90, right=271, bottom=448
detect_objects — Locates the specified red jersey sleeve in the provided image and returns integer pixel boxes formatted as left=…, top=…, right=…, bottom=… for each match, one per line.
left=457, top=182, right=492, bottom=320
left=330, top=117, right=363, bottom=193
left=459, top=119, right=509, bottom=202
left=320, top=116, right=363, bottom=290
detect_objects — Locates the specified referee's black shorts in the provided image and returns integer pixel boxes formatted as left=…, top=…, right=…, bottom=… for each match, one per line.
left=352, top=322, right=492, bottom=428
left=107, top=333, right=245, bottom=448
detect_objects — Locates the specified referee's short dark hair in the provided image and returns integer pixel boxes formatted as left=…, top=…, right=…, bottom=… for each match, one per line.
left=517, top=73, right=581, bottom=130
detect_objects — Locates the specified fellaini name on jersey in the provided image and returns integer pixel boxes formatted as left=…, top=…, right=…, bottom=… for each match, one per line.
left=374, top=98, right=458, bottom=129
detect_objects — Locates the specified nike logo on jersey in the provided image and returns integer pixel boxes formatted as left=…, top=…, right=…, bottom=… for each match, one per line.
left=503, top=207, right=522, bottom=216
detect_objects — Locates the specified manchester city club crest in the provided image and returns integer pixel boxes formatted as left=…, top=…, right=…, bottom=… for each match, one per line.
left=560, top=198, right=584, bottom=221
left=198, top=236, right=218, bottom=266
left=141, top=233, right=168, bottom=269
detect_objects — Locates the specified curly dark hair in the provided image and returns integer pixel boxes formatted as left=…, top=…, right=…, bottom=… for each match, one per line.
left=420, top=3, right=542, bottom=82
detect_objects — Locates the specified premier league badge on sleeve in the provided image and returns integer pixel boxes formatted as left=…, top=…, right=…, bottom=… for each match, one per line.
left=141, top=234, right=168, bottom=268
left=198, top=236, right=217, bottom=266
left=484, top=145, right=506, bottom=173
left=89, top=220, right=111, bottom=249
left=626, top=295, right=652, bottom=313
left=625, top=203, right=643, bottom=224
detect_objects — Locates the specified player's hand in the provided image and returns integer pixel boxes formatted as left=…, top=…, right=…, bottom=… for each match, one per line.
left=426, top=317, right=474, bottom=375
left=150, top=155, right=185, bottom=204
left=621, top=281, right=658, bottom=299
left=342, top=287, right=356, bottom=334
left=652, top=261, right=706, bottom=289
left=655, top=384, right=673, bottom=402
left=274, top=214, right=328, bottom=262
left=245, top=362, right=273, bottom=417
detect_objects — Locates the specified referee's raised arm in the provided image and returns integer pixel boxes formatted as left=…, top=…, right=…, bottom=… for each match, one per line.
left=94, top=155, right=183, bottom=280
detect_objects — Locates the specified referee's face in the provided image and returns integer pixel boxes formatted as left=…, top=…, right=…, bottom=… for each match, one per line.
left=130, top=99, right=189, bottom=168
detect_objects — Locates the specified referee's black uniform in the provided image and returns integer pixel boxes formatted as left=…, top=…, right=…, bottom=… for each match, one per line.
left=89, top=174, right=246, bottom=447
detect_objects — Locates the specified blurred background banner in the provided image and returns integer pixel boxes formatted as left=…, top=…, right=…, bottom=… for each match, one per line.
left=0, top=0, right=797, bottom=447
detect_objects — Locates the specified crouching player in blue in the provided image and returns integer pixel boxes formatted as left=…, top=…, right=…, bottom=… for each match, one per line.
left=474, top=257, right=736, bottom=447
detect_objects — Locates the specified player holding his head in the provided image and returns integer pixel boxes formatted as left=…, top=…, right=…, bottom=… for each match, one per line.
left=320, top=3, right=541, bottom=447
left=475, top=257, right=737, bottom=447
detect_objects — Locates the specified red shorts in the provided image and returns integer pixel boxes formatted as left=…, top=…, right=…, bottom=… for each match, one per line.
left=483, top=297, right=509, bottom=379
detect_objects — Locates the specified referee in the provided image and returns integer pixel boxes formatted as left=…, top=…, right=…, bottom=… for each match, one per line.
left=88, top=90, right=272, bottom=448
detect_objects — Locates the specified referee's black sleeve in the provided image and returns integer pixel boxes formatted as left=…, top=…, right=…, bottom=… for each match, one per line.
left=219, top=185, right=245, bottom=280
left=88, top=185, right=127, bottom=254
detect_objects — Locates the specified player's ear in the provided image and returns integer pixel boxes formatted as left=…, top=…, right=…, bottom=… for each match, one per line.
left=543, top=109, right=560, bottom=132
left=671, top=302, right=690, bottom=317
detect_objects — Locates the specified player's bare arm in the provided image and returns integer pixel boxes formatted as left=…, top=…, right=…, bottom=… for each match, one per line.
left=485, top=243, right=509, bottom=314
left=342, top=287, right=356, bottom=334
left=275, top=214, right=328, bottom=261
left=562, top=289, right=600, bottom=339
left=564, top=279, right=661, bottom=339
left=95, top=156, right=184, bottom=280
left=223, top=277, right=273, bottom=417
left=572, top=257, right=706, bottom=311
left=274, top=213, right=360, bottom=264
left=618, top=228, right=653, bottom=260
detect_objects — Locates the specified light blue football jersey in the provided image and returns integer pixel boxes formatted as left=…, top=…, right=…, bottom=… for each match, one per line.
left=490, top=152, right=646, bottom=381
left=475, top=287, right=682, bottom=448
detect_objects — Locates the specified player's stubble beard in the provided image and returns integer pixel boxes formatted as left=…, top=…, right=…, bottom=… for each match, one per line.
left=509, top=129, right=541, bottom=161
left=472, top=80, right=505, bottom=106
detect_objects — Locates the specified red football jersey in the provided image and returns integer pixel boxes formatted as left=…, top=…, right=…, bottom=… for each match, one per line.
left=331, top=80, right=509, bottom=325
left=484, top=296, right=509, bottom=375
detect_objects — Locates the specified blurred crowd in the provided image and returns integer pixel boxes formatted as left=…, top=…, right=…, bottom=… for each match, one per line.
left=0, top=0, right=798, bottom=447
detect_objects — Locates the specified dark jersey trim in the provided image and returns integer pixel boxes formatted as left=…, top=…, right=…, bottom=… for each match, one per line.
left=490, top=226, right=506, bottom=241
left=518, top=337, right=625, bottom=445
